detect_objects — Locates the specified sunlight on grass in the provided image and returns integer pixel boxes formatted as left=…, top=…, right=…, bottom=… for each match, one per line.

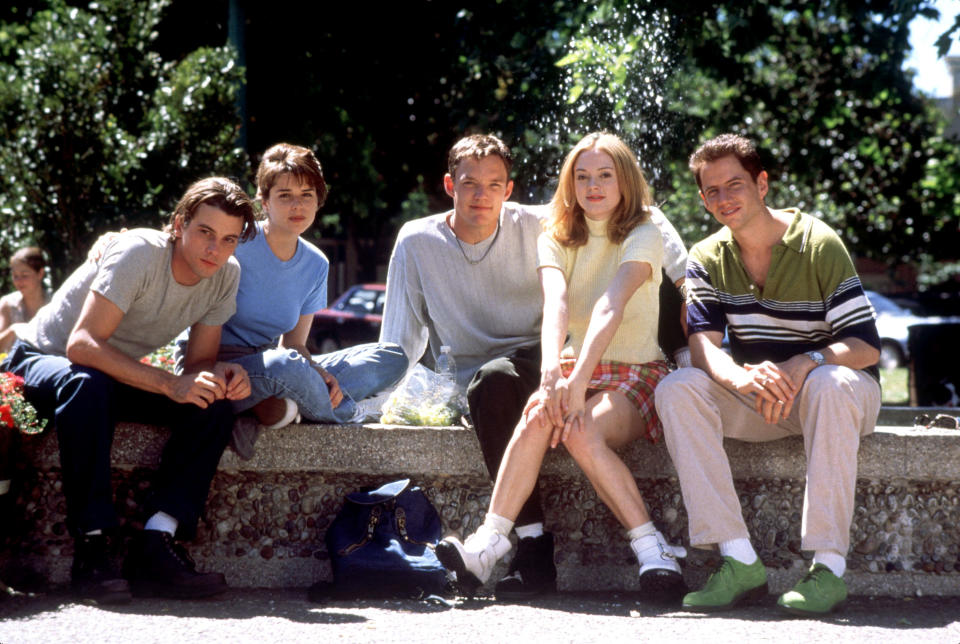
left=881, top=367, right=908, bottom=405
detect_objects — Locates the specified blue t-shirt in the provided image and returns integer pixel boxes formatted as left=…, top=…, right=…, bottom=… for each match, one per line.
left=220, top=223, right=328, bottom=347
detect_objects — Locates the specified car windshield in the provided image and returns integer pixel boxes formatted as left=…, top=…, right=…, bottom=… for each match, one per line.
left=337, top=287, right=382, bottom=315
left=866, top=292, right=906, bottom=316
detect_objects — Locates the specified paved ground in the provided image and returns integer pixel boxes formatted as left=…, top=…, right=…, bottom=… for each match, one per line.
left=1, top=588, right=959, bottom=643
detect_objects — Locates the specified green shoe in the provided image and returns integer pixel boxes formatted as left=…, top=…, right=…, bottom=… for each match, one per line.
left=682, top=556, right=768, bottom=612
left=777, top=564, right=847, bottom=616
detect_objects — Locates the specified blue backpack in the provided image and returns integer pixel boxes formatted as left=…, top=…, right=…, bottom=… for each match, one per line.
left=324, top=479, right=448, bottom=598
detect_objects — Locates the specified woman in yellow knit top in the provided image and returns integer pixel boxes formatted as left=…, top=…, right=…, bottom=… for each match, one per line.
left=437, top=132, right=687, bottom=603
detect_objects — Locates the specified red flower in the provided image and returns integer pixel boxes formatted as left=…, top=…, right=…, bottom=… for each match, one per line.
left=0, top=372, right=22, bottom=394
left=0, top=403, right=14, bottom=429
left=0, top=371, right=46, bottom=435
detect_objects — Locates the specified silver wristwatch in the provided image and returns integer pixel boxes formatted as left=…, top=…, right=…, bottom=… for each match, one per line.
left=805, top=350, right=825, bottom=366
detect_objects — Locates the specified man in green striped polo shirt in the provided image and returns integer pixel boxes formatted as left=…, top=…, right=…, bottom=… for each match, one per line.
left=655, top=134, right=882, bottom=617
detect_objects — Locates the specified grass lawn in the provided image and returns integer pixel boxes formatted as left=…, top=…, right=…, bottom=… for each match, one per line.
left=880, top=367, right=908, bottom=405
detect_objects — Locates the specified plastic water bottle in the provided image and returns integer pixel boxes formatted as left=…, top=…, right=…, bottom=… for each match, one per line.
left=436, top=345, right=457, bottom=382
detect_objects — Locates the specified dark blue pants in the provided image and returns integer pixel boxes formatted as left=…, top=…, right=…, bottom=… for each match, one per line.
left=3, top=341, right=233, bottom=539
left=466, top=344, right=544, bottom=527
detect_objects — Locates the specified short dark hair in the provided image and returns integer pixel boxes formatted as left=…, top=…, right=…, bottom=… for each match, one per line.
left=447, top=134, right=513, bottom=177
left=164, top=177, right=256, bottom=242
left=689, top=133, right=765, bottom=189
left=256, top=143, right=328, bottom=208
left=10, top=246, right=46, bottom=272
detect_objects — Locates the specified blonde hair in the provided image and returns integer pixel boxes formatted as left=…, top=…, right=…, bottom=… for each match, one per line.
left=546, top=132, right=651, bottom=247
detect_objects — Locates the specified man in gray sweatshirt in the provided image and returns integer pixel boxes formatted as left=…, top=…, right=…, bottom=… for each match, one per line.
left=381, top=134, right=554, bottom=599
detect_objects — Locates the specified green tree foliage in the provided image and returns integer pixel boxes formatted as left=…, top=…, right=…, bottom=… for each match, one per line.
left=555, top=1, right=959, bottom=272
left=2, top=0, right=955, bottom=290
left=390, top=0, right=956, bottom=277
left=0, top=0, right=246, bottom=285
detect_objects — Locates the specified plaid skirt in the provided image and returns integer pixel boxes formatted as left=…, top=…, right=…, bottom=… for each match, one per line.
left=560, top=358, right=670, bottom=443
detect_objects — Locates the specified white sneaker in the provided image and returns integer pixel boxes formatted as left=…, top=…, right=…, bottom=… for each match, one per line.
left=435, top=525, right=512, bottom=591
left=261, top=398, right=300, bottom=430
left=632, top=530, right=686, bottom=575
left=633, top=530, right=689, bottom=604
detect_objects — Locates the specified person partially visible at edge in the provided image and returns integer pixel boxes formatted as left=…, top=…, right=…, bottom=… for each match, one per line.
left=180, top=143, right=407, bottom=459
left=0, top=177, right=256, bottom=604
left=380, top=133, right=689, bottom=600
left=0, top=246, right=51, bottom=354
left=654, top=134, right=881, bottom=617
left=0, top=246, right=51, bottom=536
left=435, top=132, right=689, bottom=603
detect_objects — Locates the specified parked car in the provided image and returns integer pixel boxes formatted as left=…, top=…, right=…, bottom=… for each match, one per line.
left=308, top=283, right=385, bottom=354
left=866, top=290, right=960, bottom=369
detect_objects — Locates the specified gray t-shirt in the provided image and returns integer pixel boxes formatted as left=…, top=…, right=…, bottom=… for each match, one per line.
left=20, top=228, right=240, bottom=359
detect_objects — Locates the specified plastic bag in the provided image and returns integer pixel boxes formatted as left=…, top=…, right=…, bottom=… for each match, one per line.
left=380, top=364, right=467, bottom=426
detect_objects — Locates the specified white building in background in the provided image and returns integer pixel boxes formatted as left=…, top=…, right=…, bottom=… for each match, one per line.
left=936, top=56, right=960, bottom=137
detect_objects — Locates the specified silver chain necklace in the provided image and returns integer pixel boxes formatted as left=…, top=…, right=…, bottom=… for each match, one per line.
left=454, top=221, right=501, bottom=265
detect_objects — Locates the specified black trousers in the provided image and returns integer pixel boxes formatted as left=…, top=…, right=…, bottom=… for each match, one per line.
left=4, top=341, right=234, bottom=539
left=466, top=344, right=544, bottom=527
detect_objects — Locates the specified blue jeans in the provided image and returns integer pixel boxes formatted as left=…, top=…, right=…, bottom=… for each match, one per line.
left=228, top=342, right=407, bottom=423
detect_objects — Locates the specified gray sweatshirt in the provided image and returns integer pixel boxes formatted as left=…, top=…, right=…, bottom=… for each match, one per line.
left=380, top=202, right=688, bottom=386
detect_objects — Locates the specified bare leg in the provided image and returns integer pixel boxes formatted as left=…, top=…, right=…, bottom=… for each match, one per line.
left=487, top=400, right=555, bottom=521
left=562, top=391, right=651, bottom=529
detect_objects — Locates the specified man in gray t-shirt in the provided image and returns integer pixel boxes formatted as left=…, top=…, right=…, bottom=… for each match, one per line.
left=2, top=177, right=256, bottom=604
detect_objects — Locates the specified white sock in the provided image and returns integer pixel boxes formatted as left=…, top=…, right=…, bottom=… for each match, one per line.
left=627, top=522, right=657, bottom=541
left=482, top=512, right=514, bottom=537
left=814, top=550, right=846, bottom=577
left=84, top=529, right=103, bottom=536
left=515, top=522, right=544, bottom=540
left=144, top=511, right=178, bottom=536
left=673, top=347, right=692, bottom=369
left=0, top=479, right=10, bottom=495
left=719, top=538, right=758, bottom=565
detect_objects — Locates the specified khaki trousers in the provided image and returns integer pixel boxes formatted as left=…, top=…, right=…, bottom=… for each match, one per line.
left=655, top=365, right=881, bottom=554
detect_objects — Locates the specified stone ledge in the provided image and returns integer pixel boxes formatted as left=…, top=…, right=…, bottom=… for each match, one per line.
left=22, top=420, right=960, bottom=482
left=7, top=416, right=960, bottom=596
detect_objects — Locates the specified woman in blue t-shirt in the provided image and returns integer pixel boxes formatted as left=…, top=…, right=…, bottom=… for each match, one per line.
left=213, top=143, right=406, bottom=450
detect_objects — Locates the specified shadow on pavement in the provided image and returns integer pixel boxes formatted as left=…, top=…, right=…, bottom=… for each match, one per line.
left=3, top=586, right=959, bottom=634
left=0, top=588, right=369, bottom=626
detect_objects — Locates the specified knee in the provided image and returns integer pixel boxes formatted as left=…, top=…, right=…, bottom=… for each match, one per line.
left=190, top=399, right=235, bottom=440
left=378, top=343, right=409, bottom=381
left=54, top=368, right=115, bottom=436
left=564, top=424, right=621, bottom=473
left=803, top=365, right=859, bottom=398
left=58, top=367, right=114, bottom=406
left=561, top=424, right=604, bottom=461
left=467, top=359, right=519, bottom=406
left=653, top=367, right=705, bottom=413
left=260, top=348, right=307, bottom=373
left=511, top=414, right=553, bottom=445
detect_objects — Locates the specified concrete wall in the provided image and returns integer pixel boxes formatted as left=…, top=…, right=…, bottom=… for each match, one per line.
left=3, top=418, right=959, bottom=596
